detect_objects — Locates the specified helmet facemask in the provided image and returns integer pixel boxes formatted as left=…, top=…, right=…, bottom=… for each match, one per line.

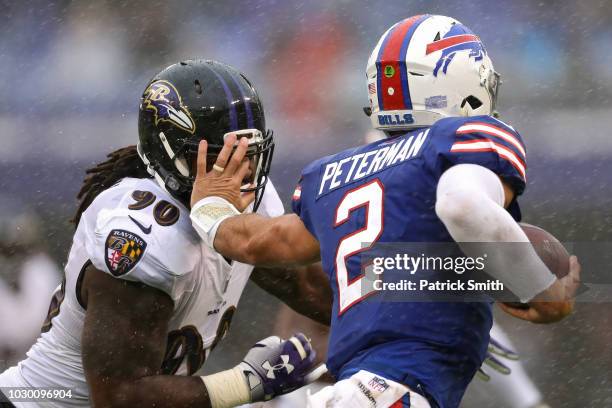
left=204, top=129, right=274, bottom=212
left=482, top=65, right=501, bottom=117
left=459, top=57, right=501, bottom=118
left=148, top=128, right=274, bottom=211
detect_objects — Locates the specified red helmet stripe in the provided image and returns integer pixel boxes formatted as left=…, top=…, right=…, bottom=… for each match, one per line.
left=377, top=15, right=423, bottom=110
left=426, top=34, right=479, bottom=55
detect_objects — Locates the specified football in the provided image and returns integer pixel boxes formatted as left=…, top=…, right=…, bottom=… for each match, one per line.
left=502, top=223, right=570, bottom=307
left=520, top=222, right=570, bottom=279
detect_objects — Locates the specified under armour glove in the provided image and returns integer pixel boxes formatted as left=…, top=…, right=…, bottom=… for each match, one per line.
left=239, top=333, right=316, bottom=401
left=201, top=333, right=318, bottom=408
left=476, top=335, right=519, bottom=381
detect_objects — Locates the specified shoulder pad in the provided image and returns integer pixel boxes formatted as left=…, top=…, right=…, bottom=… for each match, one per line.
left=81, top=178, right=200, bottom=298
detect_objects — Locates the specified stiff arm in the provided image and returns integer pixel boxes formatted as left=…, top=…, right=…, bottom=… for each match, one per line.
left=189, top=136, right=320, bottom=267
left=190, top=137, right=580, bottom=324
left=214, top=213, right=320, bottom=267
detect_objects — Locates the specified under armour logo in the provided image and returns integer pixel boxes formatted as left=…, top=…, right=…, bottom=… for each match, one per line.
left=261, top=355, right=294, bottom=379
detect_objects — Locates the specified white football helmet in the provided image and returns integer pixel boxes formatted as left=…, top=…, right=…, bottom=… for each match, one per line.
left=365, top=14, right=500, bottom=131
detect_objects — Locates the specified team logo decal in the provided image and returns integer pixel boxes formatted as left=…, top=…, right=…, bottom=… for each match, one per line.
left=105, top=229, right=147, bottom=276
left=384, top=65, right=395, bottom=78
left=425, top=95, right=448, bottom=109
left=426, top=24, right=486, bottom=77
left=368, top=376, right=390, bottom=392
left=142, top=80, right=196, bottom=133
left=261, top=355, right=294, bottom=379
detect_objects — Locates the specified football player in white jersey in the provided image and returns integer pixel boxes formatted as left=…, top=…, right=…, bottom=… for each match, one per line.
left=0, top=60, right=329, bottom=408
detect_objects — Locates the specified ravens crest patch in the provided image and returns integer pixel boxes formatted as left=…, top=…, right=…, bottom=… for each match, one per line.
left=105, top=229, right=147, bottom=276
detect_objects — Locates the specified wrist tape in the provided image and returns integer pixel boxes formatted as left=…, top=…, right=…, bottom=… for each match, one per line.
left=190, top=197, right=241, bottom=247
left=201, top=367, right=250, bottom=408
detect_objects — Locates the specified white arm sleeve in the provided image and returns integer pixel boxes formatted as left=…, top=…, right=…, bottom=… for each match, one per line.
left=435, top=164, right=556, bottom=302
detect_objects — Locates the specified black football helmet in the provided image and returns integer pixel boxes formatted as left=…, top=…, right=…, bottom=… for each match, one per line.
left=137, top=59, right=274, bottom=210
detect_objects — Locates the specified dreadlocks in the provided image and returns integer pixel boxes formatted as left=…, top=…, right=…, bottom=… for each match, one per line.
left=73, top=146, right=151, bottom=225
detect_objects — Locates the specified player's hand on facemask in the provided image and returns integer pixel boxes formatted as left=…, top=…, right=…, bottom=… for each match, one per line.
left=190, top=135, right=256, bottom=246
left=190, top=134, right=255, bottom=211
left=476, top=336, right=519, bottom=381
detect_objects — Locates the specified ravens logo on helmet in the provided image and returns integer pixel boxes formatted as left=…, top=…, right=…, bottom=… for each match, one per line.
left=137, top=59, right=274, bottom=210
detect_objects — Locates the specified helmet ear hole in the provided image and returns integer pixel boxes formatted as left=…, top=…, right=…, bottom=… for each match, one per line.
left=461, top=95, right=483, bottom=110
left=460, top=95, right=486, bottom=117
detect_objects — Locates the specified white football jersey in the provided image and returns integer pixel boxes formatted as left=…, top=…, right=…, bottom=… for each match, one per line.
left=0, top=177, right=283, bottom=407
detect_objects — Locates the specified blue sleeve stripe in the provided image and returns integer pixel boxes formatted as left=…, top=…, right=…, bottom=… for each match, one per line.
left=456, top=122, right=526, bottom=159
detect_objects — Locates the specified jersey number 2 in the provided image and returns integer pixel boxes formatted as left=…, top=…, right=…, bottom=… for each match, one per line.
left=335, top=179, right=384, bottom=315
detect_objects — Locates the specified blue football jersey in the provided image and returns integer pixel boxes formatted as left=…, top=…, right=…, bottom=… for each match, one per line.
left=292, top=115, right=527, bottom=408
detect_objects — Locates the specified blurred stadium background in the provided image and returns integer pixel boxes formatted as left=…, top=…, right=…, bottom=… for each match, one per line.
left=1, top=1, right=611, bottom=406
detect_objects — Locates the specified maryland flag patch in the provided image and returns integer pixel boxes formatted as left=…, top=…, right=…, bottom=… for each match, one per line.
left=105, top=229, right=147, bottom=276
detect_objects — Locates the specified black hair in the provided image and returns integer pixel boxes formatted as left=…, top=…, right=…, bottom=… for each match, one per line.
left=72, top=146, right=150, bottom=225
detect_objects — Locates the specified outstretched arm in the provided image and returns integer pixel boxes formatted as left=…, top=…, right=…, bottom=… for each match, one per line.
left=189, top=136, right=320, bottom=267
left=82, top=265, right=210, bottom=408
left=214, top=213, right=320, bottom=267
left=81, top=265, right=317, bottom=408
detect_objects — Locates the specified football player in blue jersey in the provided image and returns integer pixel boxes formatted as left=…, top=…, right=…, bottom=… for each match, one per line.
left=189, top=15, right=581, bottom=408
